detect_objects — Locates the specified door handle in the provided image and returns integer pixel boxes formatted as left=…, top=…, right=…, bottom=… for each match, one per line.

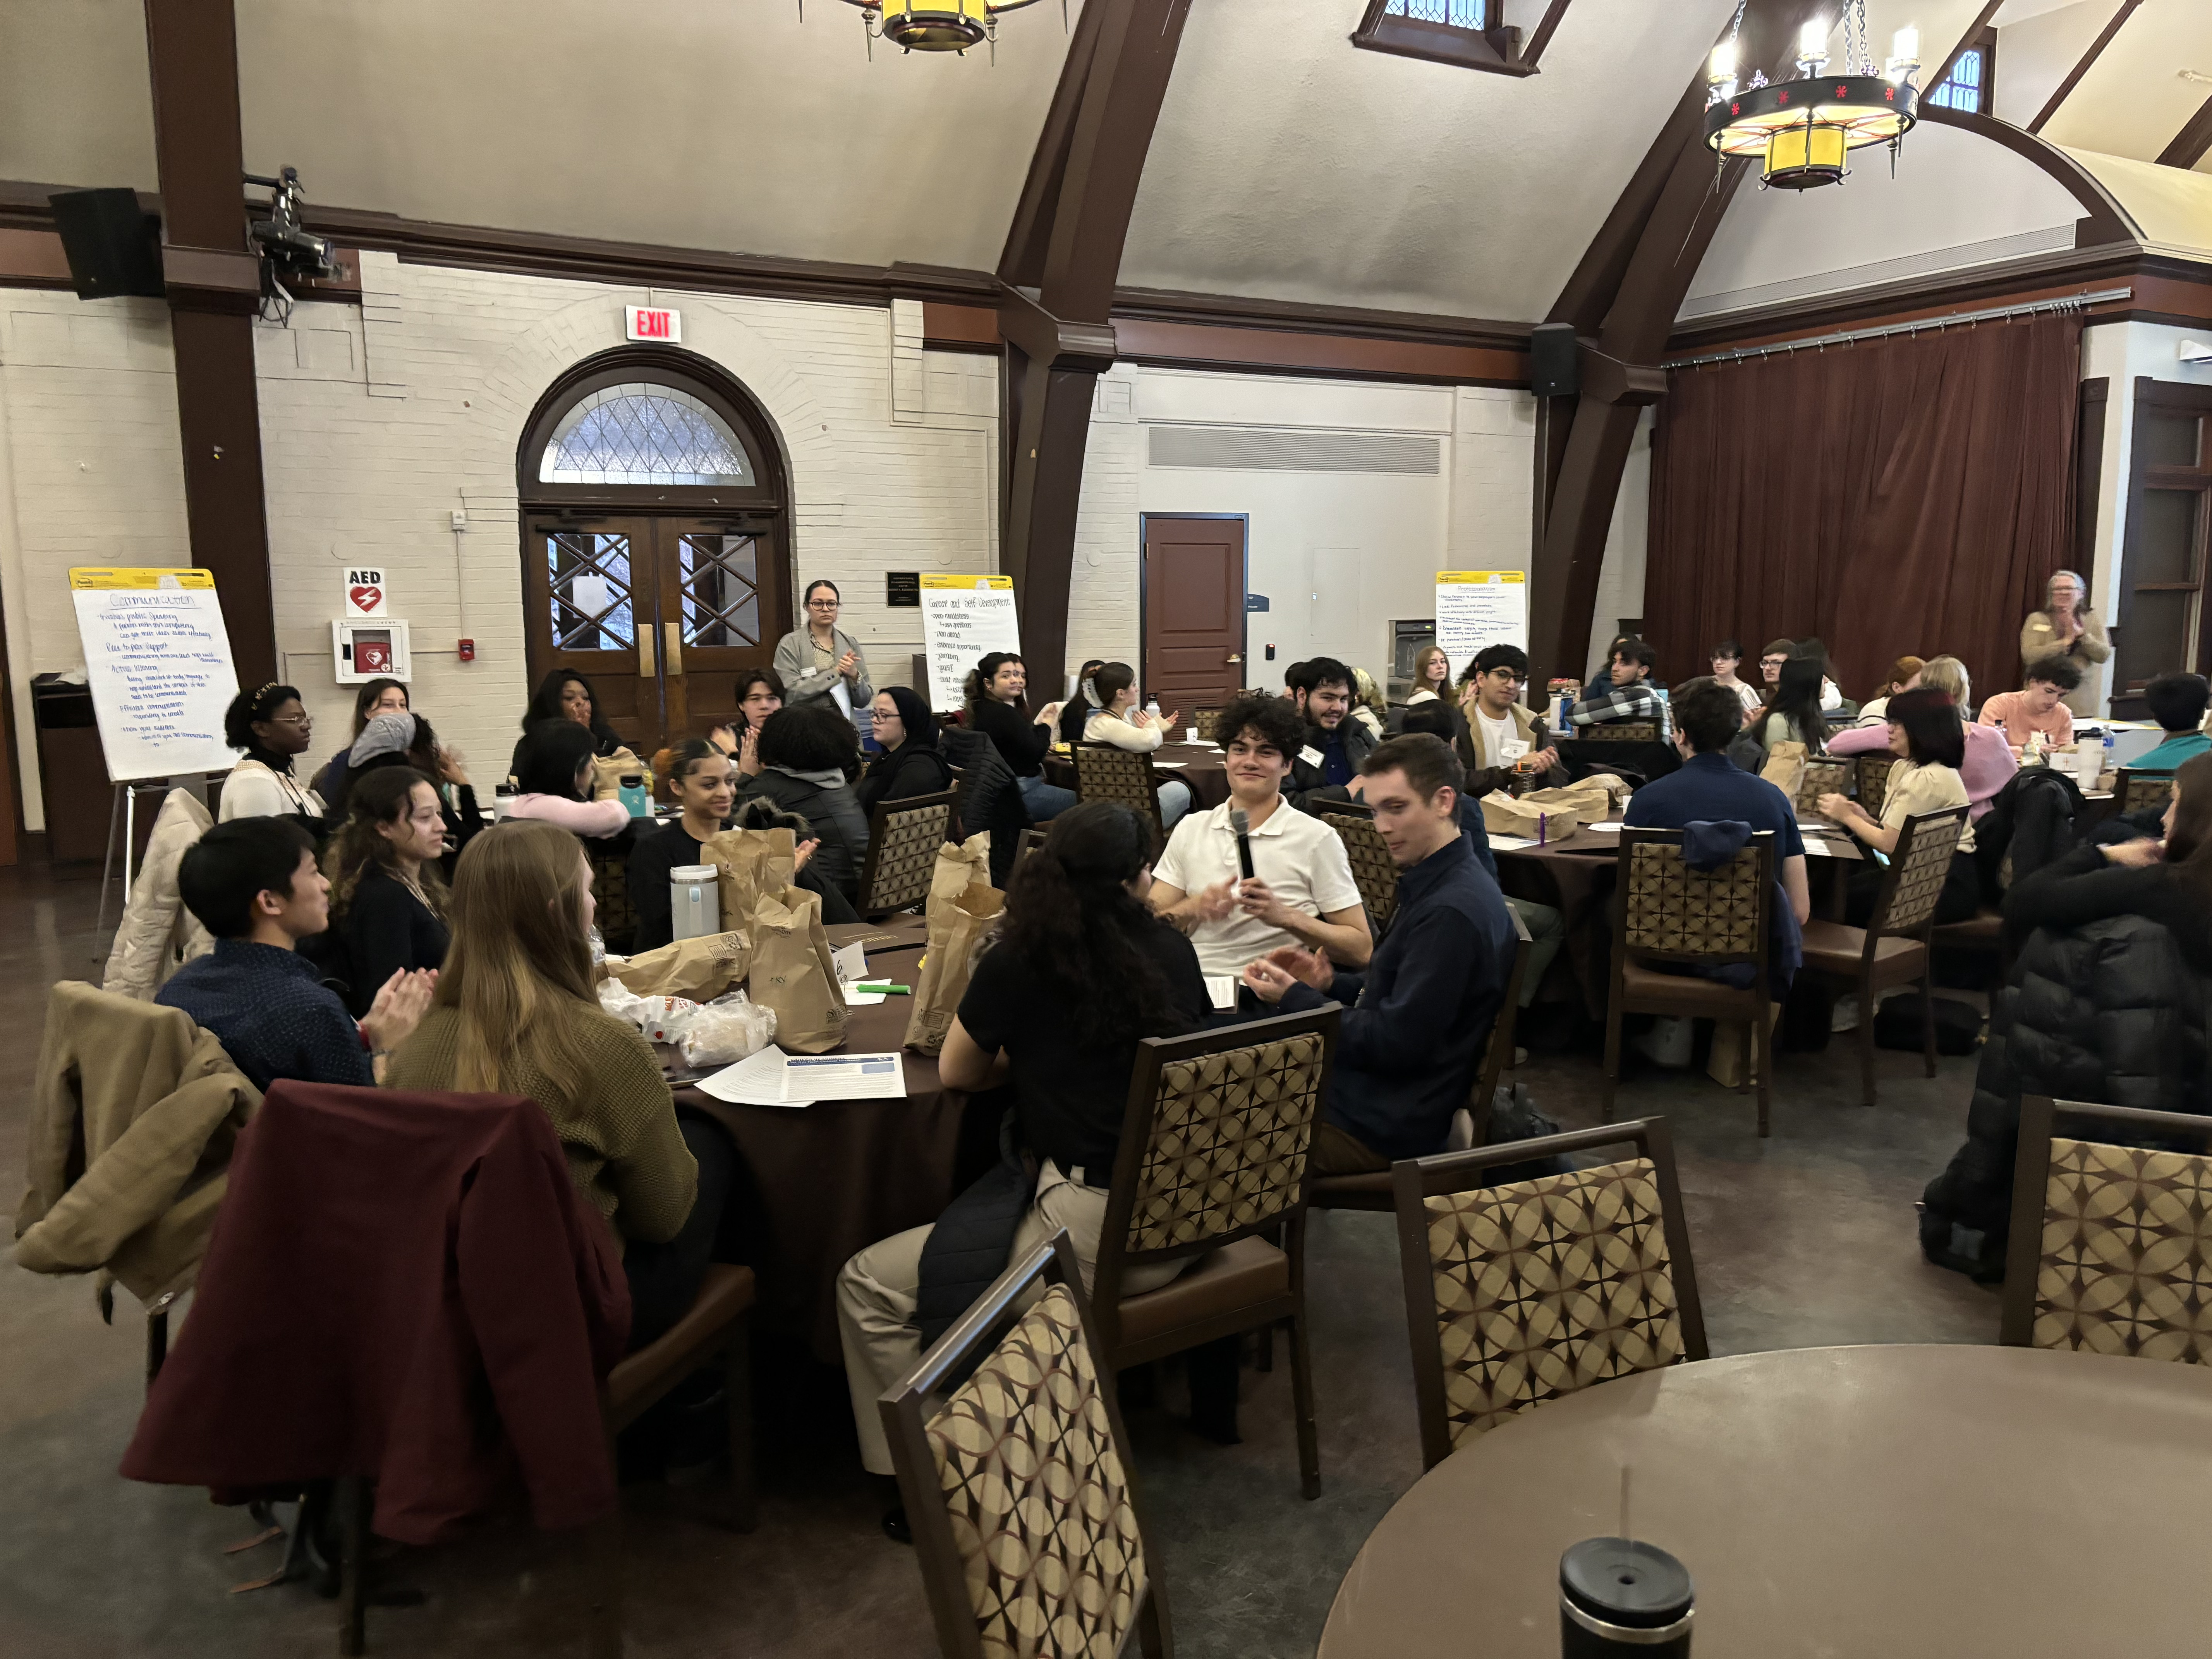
left=664, top=621, right=684, bottom=676
left=1225, top=653, right=1243, bottom=663
left=639, top=630, right=656, bottom=678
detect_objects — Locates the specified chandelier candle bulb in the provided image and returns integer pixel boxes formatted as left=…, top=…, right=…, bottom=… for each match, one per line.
left=1798, top=17, right=1829, bottom=65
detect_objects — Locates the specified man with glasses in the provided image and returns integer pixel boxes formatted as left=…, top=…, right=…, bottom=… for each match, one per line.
left=773, top=578, right=872, bottom=720
left=1455, top=643, right=1563, bottom=792
left=1758, top=639, right=1793, bottom=694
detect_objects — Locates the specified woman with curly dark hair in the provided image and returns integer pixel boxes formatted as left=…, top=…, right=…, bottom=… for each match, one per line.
left=324, top=765, right=450, bottom=1013
left=835, top=801, right=1211, bottom=1503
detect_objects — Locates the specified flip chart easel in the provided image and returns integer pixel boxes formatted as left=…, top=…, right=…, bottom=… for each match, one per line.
left=1433, top=570, right=1528, bottom=670
left=69, top=567, right=240, bottom=930
left=919, top=574, right=1021, bottom=713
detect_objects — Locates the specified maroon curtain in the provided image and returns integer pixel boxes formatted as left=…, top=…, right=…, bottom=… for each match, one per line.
left=1645, top=313, right=2080, bottom=703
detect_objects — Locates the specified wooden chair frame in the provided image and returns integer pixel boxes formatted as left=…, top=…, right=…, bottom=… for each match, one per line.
left=2114, top=766, right=2178, bottom=818
left=1798, top=806, right=1968, bottom=1109
left=854, top=788, right=956, bottom=918
left=1389, top=1117, right=1708, bottom=1471
left=1092, top=1006, right=1340, bottom=1499
left=878, top=1233, right=1172, bottom=1659
left=1308, top=907, right=1532, bottom=1213
left=2001, top=1094, right=2212, bottom=1350
left=1602, top=828, right=1775, bottom=1135
left=1006, top=826, right=1050, bottom=884
left=1071, top=741, right=1166, bottom=839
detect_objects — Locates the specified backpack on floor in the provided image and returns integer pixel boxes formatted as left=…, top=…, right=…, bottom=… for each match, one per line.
left=1873, top=994, right=1983, bottom=1056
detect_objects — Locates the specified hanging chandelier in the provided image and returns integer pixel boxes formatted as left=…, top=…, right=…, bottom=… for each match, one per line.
left=1705, top=2, right=1921, bottom=191
left=826, top=0, right=1054, bottom=57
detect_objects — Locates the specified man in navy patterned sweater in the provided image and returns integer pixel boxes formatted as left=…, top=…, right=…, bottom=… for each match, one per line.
left=158, top=817, right=431, bottom=1090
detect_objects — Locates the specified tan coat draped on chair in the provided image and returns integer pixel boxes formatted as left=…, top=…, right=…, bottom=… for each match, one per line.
left=101, top=788, right=215, bottom=1001
left=14, top=981, right=260, bottom=1304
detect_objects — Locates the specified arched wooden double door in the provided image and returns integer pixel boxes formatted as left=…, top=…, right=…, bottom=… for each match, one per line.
left=517, top=347, right=792, bottom=758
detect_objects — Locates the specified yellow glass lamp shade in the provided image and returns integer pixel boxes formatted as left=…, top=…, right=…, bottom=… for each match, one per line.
left=879, top=0, right=990, bottom=51
left=1765, top=120, right=1848, bottom=189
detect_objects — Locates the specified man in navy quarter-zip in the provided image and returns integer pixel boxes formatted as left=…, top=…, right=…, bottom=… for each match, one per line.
left=1243, top=733, right=1515, bottom=1173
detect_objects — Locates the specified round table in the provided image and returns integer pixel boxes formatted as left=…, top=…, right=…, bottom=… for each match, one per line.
left=672, top=923, right=998, bottom=1362
left=1318, top=1345, right=2212, bottom=1657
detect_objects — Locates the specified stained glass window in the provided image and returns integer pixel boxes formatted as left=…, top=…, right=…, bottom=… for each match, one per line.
left=1928, top=46, right=1985, bottom=114
left=540, top=383, right=755, bottom=486
left=1383, top=0, right=1488, bottom=25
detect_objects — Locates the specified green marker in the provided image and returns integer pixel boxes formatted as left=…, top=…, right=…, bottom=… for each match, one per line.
left=854, top=981, right=911, bottom=994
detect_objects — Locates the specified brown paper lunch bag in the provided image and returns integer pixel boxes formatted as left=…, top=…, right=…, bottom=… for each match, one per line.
left=605, top=929, right=752, bottom=1002
left=747, top=886, right=848, bottom=1055
left=702, top=826, right=798, bottom=936
left=904, top=883, right=1005, bottom=1056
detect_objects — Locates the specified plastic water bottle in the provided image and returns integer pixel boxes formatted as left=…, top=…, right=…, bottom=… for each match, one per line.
left=491, top=783, right=515, bottom=822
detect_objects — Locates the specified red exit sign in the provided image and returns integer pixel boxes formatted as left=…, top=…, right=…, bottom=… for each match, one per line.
left=625, top=305, right=682, bottom=343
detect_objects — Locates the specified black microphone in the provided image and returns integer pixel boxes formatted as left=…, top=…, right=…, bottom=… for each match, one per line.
left=1229, top=807, right=1257, bottom=882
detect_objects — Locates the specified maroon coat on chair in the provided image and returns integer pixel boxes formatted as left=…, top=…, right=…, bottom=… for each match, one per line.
left=121, top=1082, right=632, bottom=1545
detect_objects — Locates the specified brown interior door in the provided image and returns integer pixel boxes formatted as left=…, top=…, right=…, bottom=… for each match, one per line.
left=2114, top=391, right=2212, bottom=716
left=1142, top=515, right=1247, bottom=714
left=523, top=516, right=665, bottom=756
left=654, top=516, right=785, bottom=742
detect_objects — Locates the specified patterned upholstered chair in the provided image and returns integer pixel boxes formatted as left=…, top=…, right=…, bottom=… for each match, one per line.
left=2002, top=1095, right=2212, bottom=1364
left=582, top=835, right=638, bottom=955
left=1072, top=742, right=1165, bottom=840
left=855, top=790, right=954, bottom=919
left=1855, top=753, right=1897, bottom=817
left=1092, top=1007, right=1339, bottom=1499
left=1390, top=1117, right=1707, bottom=1469
left=1603, top=829, right=1777, bottom=1135
left=879, top=1233, right=1171, bottom=1659
left=1580, top=721, right=1658, bottom=743
left=1194, top=708, right=1226, bottom=741
left=1308, top=907, right=1532, bottom=1214
left=2116, top=767, right=2177, bottom=817
left=1795, top=757, right=1853, bottom=817
left=1796, top=806, right=1969, bottom=1109
left=1316, top=800, right=1399, bottom=929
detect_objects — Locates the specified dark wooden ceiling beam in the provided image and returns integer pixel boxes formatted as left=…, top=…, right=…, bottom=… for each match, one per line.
left=2027, top=0, right=2143, bottom=136
left=1526, top=0, right=1800, bottom=693
left=2155, top=89, right=2212, bottom=170
left=143, top=0, right=277, bottom=685
left=1917, top=104, right=2140, bottom=245
left=995, top=0, right=1192, bottom=689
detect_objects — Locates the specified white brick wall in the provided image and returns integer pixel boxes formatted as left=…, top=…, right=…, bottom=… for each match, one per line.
left=0, top=268, right=998, bottom=827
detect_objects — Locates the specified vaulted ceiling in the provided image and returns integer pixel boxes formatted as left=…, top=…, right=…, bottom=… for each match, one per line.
left=3, top=0, right=2209, bottom=325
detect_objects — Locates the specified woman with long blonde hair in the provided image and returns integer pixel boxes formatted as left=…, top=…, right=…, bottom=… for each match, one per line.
left=385, top=819, right=733, bottom=1350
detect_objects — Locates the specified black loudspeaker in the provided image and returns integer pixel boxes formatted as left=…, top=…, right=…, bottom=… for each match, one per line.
left=1530, top=322, right=1580, bottom=398
left=48, top=189, right=165, bottom=300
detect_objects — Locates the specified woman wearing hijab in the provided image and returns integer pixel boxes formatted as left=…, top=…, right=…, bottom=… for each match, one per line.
left=857, top=686, right=953, bottom=817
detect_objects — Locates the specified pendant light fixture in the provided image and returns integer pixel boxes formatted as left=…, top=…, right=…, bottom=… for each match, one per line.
left=822, top=0, right=1060, bottom=58
left=1705, top=2, right=1920, bottom=191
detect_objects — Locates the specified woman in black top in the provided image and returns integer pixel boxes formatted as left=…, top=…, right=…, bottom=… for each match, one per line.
left=509, top=668, right=624, bottom=780
left=1056, top=659, right=1106, bottom=745
left=2003, top=752, right=2212, bottom=964
left=857, top=686, right=953, bottom=817
left=964, top=649, right=1075, bottom=822
left=734, top=704, right=872, bottom=899
left=325, top=766, right=451, bottom=1015
left=631, top=739, right=856, bottom=949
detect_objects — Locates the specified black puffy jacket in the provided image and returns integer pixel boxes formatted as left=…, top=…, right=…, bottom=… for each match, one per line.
left=1920, top=862, right=2212, bottom=1278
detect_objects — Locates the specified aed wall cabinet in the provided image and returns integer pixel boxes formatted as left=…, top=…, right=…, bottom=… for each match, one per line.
left=331, top=620, right=412, bottom=684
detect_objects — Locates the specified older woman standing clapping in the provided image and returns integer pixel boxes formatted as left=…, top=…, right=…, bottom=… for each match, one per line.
left=2021, top=569, right=2109, bottom=717
left=774, top=579, right=871, bottom=719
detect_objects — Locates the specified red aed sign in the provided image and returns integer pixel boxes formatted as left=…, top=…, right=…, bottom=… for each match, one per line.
left=625, top=305, right=682, bottom=344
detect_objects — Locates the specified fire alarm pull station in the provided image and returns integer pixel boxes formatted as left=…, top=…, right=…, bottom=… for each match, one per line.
left=458, top=638, right=476, bottom=663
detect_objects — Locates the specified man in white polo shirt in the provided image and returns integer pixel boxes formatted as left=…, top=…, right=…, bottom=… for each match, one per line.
left=1148, top=693, right=1371, bottom=987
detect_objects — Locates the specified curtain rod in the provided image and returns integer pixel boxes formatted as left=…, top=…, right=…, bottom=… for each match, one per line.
left=1665, top=286, right=2135, bottom=370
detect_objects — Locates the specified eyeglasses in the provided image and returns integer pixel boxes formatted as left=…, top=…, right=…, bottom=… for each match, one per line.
left=1487, top=670, right=1525, bottom=686
left=807, top=597, right=840, bottom=610
left=869, top=706, right=895, bottom=722
left=1760, top=656, right=1788, bottom=670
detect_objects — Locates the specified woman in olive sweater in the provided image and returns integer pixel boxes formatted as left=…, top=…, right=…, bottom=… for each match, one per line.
left=385, top=819, right=734, bottom=1347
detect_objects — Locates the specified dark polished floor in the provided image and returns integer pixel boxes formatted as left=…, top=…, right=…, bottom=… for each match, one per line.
left=0, top=860, right=1993, bottom=1658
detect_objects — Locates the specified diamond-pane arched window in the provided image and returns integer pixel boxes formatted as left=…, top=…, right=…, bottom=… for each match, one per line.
left=539, top=383, right=756, bottom=486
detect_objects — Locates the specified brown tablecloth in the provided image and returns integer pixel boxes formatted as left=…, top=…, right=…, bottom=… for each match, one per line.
left=1491, top=824, right=1864, bottom=1015
left=1042, top=742, right=1231, bottom=812
left=672, top=924, right=999, bottom=1362
left=1318, top=1345, right=2212, bottom=1657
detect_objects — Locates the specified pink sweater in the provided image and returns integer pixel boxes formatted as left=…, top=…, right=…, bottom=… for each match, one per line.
left=509, top=794, right=632, bottom=838
left=1826, top=721, right=2016, bottom=821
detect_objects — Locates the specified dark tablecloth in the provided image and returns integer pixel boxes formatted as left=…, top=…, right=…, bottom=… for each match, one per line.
left=672, top=924, right=1000, bottom=1362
